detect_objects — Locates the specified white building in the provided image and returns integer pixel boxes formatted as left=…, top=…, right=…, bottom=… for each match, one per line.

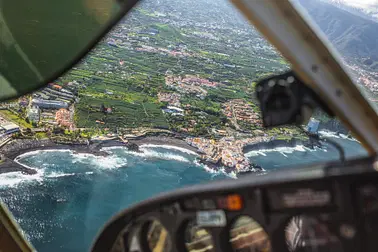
left=32, top=99, right=68, bottom=109
left=307, top=118, right=320, bottom=134
left=0, top=122, right=20, bottom=134
left=27, top=106, right=41, bottom=123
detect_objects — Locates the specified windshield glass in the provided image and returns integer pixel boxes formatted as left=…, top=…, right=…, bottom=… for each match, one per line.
left=0, top=0, right=376, bottom=251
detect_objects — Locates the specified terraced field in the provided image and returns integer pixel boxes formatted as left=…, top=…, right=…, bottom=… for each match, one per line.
left=54, top=3, right=288, bottom=133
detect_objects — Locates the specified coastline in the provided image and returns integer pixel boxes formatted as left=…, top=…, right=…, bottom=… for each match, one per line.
left=0, top=137, right=198, bottom=175
left=0, top=139, right=119, bottom=174
left=0, top=133, right=331, bottom=175
left=0, top=158, right=38, bottom=175
left=130, top=136, right=199, bottom=153
left=243, top=137, right=317, bottom=153
left=1, top=139, right=114, bottom=160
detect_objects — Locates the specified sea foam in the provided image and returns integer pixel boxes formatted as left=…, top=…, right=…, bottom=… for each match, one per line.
left=45, top=172, right=76, bottom=178
left=100, top=146, right=128, bottom=152
left=319, top=130, right=359, bottom=142
left=245, top=145, right=309, bottom=158
left=0, top=170, right=44, bottom=187
left=193, top=159, right=237, bottom=179
left=139, top=144, right=198, bottom=156
left=71, top=152, right=128, bottom=169
left=14, top=149, right=72, bottom=161
left=102, top=144, right=196, bottom=163
left=123, top=148, right=191, bottom=163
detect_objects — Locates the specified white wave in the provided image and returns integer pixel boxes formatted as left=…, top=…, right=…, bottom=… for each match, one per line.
left=45, top=171, right=95, bottom=178
left=71, top=152, right=128, bottom=169
left=245, top=151, right=266, bottom=157
left=14, top=149, right=72, bottom=161
left=123, top=148, right=190, bottom=163
left=280, top=152, right=288, bottom=157
left=14, top=159, right=38, bottom=171
left=319, top=130, right=341, bottom=139
left=102, top=144, right=195, bottom=163
left=303, top=146, right=316, bottom=152
left=102, top=144, right=198, bottom=156
left=140, top=144, right=198, bottom=156
left=340, top=134, right=348, bottom=139
left=193, top=159, right=237, bottom=179
left=227, top=171, right=238, bottom=179
left=245, top=145, right=307, bottom=158
left=319, top=130, right=359, bottom=142
left=0, top=170, right=44, bottom=187
left=45, top=172, right=76, bottom=178
left=100, top=146, right=128, bottom=152
left=293, top=145, right=307, bottom=152
left=193, top=159, right=219, bottom=174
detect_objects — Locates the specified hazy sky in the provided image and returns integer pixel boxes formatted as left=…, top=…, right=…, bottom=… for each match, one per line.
left=342, top=0, right=378, bottom=9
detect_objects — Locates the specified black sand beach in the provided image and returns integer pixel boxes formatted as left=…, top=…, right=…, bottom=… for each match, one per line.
left=0, top=137, right=198, bottom=174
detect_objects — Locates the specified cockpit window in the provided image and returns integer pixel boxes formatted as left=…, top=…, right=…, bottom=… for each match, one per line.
left=0, top=0, right=375, bottom=251
left=294, top=0, right=378, bottom=112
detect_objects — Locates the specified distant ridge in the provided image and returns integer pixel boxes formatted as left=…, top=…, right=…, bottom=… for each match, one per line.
left=322, top=0, right=378, bottom=23
left=297, top=0, right=378, bottom=66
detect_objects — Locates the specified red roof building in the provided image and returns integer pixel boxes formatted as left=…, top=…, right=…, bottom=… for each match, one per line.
left=55, top=109, right=73, bottom=128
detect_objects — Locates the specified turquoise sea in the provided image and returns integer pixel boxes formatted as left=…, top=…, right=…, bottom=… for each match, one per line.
left=0, top=131, right=367, bottom=251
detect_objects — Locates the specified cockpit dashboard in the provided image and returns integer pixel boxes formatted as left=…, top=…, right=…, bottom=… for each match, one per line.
left=92, top=156, right=378, bottom=252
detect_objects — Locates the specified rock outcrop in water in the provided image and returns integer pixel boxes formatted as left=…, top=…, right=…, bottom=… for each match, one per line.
left=197, top=152, right=265, bottom=174
left=197, top=156, right=223, bottom=171
left=126, top=142, right=140, bottom=152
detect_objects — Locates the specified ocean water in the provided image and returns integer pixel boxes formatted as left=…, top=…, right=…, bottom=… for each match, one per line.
left=0, top=132, right=367, bottom=252
left=247, top=131, right=367, bottom=171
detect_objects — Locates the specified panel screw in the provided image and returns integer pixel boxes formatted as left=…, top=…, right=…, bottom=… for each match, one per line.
left=340, top=224, right=356, bottom=239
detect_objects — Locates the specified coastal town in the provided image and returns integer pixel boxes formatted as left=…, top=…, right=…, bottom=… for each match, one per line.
left=0, top=87, right=274, bottom=173
left=0, top=79, right=316, bottom=174
left=0, top=72, right=312, bottom=173
left=0, top=1, right=377, bottom=252
left=0, top=1, right=287, bottom=173
left=186, top=136, right=269, bottom=171
left=0, top=0, right=376, bottom=174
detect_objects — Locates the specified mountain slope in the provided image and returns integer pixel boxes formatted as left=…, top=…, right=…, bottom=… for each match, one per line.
left=297, top=0, right=378, bottom=62
left=324, top=0, right=378, bottom=22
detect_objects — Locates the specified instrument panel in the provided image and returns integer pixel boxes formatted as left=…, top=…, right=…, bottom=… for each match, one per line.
left=92, top=156, right=378, bottom=252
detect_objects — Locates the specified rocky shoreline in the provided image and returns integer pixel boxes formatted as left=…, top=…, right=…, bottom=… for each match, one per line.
left=197, top=157, right=265, bottom=174
left=0, top=139, right=128, bottom=174
left=0, top=137, right=198, bottom=175
left=131, top=136, right=199, bottom=153
left=195, top=137, right=322, bottom=174
left=0, top=158, right=38, bottom=175
left=0, top=134, right=324, bottom=176
left=243, top=137, right=321, bottom=153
